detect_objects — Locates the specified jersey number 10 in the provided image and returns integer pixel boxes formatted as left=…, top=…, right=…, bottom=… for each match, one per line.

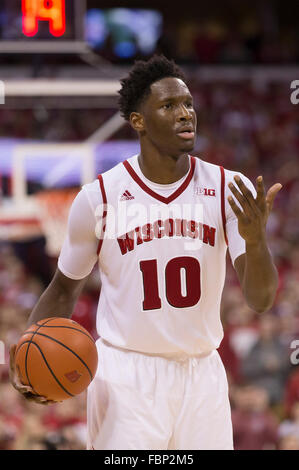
left=140, top=256, right=201, bottom=310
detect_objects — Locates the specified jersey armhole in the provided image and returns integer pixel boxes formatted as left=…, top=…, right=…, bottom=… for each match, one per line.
left=220, top=166, right=228, bottom=246
left=96, top=174, right=108, bottom=256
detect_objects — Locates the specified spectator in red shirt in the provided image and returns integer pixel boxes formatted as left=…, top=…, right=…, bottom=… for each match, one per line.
left=284, top=368, right=299, bottom=418
left=240, top=312, right=291, bottom=405
left=231, top=384, right=279, bottom=450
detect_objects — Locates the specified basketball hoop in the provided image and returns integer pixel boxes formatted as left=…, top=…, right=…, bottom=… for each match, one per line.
left=35, top=188, right=78, bottom=257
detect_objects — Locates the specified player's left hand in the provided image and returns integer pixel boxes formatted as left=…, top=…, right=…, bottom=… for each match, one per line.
left=9, top=344, right=60, bottom=406
left=227, top=175, right=282, bottom=245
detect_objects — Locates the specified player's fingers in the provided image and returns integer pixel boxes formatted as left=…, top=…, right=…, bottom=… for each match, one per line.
left=20, top=388, right=53, bottom=403
left=9, top=344, right=17, bottom=372
left=10, top=378, right=33, bottom=394
left=8, top=345, right=24, bottom=389
left=13, top=376, right=58, bottom=403
left=227, top=196, right=247, bottom=221
left=24, top=395, right=49, bottom=405
left=41, top=400, right=61, bottom=406
left=228, top=182, right=255, bottom=217
left=9, top=345, right=36, bottom=394
left=233, top=176, right=258, bottom=214
left=255, top=176, right=266, bottom=209
left=11, top=377, right=34, bottom=395
left=9, top=350, right=52, bottom=403
left=266, top=183, right=282, bottom=213
left=32, top=397, right=60, bottom=406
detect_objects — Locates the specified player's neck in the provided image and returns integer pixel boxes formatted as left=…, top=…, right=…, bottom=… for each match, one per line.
left=137, top=149, right=190, bottom=185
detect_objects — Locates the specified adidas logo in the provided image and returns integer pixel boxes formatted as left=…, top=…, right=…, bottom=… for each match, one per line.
left=120, top=190, right=135, bottom=201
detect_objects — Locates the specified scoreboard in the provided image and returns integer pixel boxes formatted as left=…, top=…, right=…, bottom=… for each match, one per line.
left=22, top=0, right=67, bottom=37
left=0, top=0, right=87, bottom=53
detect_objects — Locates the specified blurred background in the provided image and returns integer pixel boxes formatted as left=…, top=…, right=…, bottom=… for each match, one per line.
left=0, top=0, right=299, bottom=450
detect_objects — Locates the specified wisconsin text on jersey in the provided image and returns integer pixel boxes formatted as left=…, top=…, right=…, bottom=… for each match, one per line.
left=117, top=218, right=216, bottom=255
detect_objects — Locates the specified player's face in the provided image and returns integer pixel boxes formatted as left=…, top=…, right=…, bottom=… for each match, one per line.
left=136, top=77, right=197, bottom=158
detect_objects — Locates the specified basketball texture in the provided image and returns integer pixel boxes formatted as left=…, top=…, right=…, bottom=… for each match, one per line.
left=15, top=317, right=98, bottom=402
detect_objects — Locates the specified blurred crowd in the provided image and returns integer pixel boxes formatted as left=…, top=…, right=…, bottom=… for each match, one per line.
left=157, top=6, right=299, bottom=66
left=90, top=13, right=299, bottom=66
left=0, top=245, right=100, bottom=450
left=0, top=74, right=299, bottom=450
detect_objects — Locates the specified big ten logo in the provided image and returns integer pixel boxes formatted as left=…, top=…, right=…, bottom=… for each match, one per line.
left=0, top=81, right=4, bottom=105
left=204, top=188, right=216, bottom=197
left=0, top=340, right=5, bottom=364
left=290, top=340, right=299, bottom=365
left=290, top=80, right=299, bottom=105
left=22, top=0, right=66, bottom=37
left=194, top=187, right=216, bottom=197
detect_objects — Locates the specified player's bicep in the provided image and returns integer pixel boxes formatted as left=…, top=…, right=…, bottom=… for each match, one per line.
left=58, top=189, right=99, bottom=280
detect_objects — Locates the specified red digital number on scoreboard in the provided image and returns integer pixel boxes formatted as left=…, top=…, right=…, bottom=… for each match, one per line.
left=22, top=0, right=66, bottom=37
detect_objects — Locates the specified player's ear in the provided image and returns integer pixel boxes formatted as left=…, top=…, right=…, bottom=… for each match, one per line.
left=130, top=112, right=145, bottom=133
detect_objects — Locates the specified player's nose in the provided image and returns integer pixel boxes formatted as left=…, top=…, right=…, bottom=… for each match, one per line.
left=176, top=104, right=193, bottom=122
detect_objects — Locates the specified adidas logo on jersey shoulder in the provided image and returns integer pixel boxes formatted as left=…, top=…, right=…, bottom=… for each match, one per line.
left=120, top=190, right=135, bottom=201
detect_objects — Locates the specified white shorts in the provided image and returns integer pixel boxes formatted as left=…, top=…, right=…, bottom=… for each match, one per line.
left=86, top=339, right=233, bottom=450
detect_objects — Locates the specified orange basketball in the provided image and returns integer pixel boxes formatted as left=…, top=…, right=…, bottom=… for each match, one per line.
left=15, top=317, right=98, bottom=402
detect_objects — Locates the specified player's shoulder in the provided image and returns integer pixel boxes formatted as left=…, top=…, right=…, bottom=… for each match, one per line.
left=82, top=156, right=134, bottom=195
left=222, top=166, right=247, bottom=180
left=199, top=157, right=250, bottom=181
left=223, top=166, right=254, bottom=189
left=197, top=156, right=255, bottom=192
left=195, top=156, right=235, bottom=184
left=101, top=155, right=136, bottom=181
left=82, top=179, right=100, bottom=194
left=195, top=156, right=227, bottom=176
left=196, top=157, right=242, bottom=178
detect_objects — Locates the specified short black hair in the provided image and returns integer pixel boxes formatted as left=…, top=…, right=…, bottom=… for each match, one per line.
left=118, top=55, right=187, bottom=121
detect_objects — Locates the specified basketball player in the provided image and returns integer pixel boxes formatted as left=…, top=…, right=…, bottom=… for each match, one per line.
left=10, top=56, right=282, bottom=450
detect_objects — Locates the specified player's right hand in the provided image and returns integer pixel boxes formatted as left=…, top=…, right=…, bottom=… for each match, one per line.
left=9, top=344, right=58, bottom=406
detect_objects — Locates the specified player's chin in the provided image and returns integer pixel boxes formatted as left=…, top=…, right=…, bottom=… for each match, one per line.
left=175, top=133, right=196, bottom=148
left=178, top=139, right=195, bottom=153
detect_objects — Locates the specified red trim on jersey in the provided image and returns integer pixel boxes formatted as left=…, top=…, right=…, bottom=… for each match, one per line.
left=122, top=156, right=196, bottom=204
left=220, top=166, right=228, bottom=246
left=97, top=174, right=107, bottom=256
left=0, top=218, right=40, bottom=225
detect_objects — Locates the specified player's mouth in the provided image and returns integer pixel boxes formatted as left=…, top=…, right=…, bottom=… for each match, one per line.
left=176, top=126, right=195, bottom=140
left=177, top=131, right=195, bottom=140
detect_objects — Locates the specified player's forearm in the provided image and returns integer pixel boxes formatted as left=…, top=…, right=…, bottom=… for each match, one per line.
left=26, top=270, right=86, bottom=328
left=27, top=293, right=75, bottom=328
left=242, top=237, right=279, bottom=313
left=26, top=285, right=76, bottom=328
left=27, top=280, right=81, bottom=327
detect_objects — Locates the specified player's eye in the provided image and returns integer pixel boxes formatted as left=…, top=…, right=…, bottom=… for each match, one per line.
left=162, top=103, right=172, bottom=109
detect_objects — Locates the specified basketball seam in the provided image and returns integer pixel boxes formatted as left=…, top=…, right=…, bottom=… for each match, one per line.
left=34, top=324, right=94, bottom=342
left=27, top=331, right=94, bottom=380
left=21, top=340, right=74, bottom=398
left=15, top=317, right=55, bottom=356
left=24, top=318, right=55, bottom=394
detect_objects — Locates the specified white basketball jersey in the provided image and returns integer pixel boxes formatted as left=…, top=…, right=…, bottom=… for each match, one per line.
left=94, top=155, right=237, bottom=355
